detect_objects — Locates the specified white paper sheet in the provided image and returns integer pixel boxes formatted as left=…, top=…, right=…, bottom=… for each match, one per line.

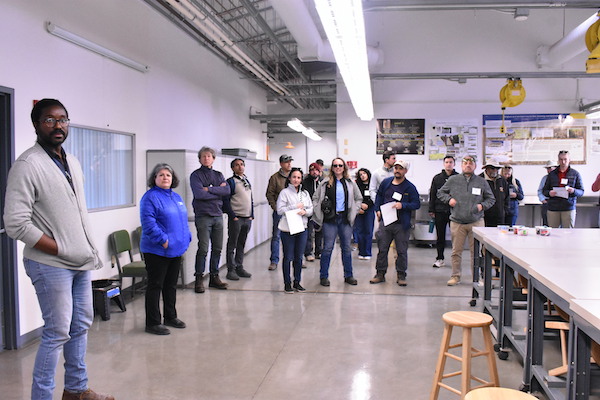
left=285, top=209, right=305, bottom=235
left=380, top=202, right=398, bottom=226
left=553, top=187, right=569, bottom=199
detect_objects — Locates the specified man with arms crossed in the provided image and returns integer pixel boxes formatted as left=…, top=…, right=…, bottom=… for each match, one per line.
left=437, top=155, right=495, bottom=286
left=4, top=99, right=114, bottom=400
left=191, top=146, right=230, bottom=292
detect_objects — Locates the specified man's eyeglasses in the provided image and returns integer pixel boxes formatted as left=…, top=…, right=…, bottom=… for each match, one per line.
left=462, top=158, right=475, bottom=164
left=332, top=164, right=344, bottom=168
left=41, top=117, right=70, bottom=127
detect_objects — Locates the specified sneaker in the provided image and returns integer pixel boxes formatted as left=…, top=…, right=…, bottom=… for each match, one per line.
left=357, top=255, right=366, bottom=260
left=268, top=263, right=277, bottom=271
left=447, top=276, right=461, bottom=286
left=363, top=256, right=371, bottom=260
left=284, top=283, right=293, bottom=293
left=315, top=254, right=321, bottom=259
left=433, top=259, right=445, bottom=268
left=293, top=281, right=306, bottom=292
left=306, top=255, right=315, bottom=262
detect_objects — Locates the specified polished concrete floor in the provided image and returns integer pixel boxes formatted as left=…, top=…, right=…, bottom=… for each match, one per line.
left=1, top=241, right=558, bottom=400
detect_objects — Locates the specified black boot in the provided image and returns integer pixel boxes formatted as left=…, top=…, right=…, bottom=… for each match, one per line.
left=236, top=266, right=252, bottom=278
left=194, top=274, right=205, bottom=293
left=209, top=274, right=228, bottom=290
left=226, top=267, right=240, bottom=281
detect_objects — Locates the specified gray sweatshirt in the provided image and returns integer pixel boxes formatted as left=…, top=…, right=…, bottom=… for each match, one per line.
left=3, top=143, right=102, bottom=270
left=437, top=173, right=496, bottom=224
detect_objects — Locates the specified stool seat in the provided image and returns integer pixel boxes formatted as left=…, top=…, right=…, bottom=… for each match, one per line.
left=465, top=387, right=537, bottom=400
left=443, top=311, right=493, bottom=328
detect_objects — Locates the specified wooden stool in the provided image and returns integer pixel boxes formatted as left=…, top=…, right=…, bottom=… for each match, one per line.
left=430, top=311, right=499, bottom=400
left=464, top=387, right=537, bottom=399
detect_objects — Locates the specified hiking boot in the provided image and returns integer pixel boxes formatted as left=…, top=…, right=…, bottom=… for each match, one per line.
left=226, top=268, right=239, bottom=281
left=344, top=276, right=358, bottom=285
left=236, top=266, right=252, bottom=278
left=209, top=274, right=228, bottom=289
left=397, top=274, right=407, bottom=286
left=62, top=389, right=115, bottom=400
left=369, top=271, right=385, bottom=284
left=447, top=276, right=461, bottom=286
left=194, top=274, right=205, bottom=293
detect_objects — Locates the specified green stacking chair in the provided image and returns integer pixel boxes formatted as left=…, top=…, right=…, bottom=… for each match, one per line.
left=109, top=229, right=147, bottom=298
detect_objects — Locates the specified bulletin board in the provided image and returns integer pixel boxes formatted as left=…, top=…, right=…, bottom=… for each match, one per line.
left=376, top=118, right=425, bottom=155
left=482, top=113, right=586, bottom=165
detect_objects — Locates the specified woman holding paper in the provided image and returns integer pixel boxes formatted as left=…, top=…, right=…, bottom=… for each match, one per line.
left=312, top=158, right=363, bottom=287
left=276, top=168, right=313, bottom=293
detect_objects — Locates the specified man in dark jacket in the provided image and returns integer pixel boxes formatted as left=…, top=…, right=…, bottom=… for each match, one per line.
left=428, top=155, right=458, bottom=268
left=303, top=162, right=322, bottom=261
left=479, top=161, right=509, bottom=227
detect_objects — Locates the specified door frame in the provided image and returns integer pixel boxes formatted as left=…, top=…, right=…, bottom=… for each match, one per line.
left=0, top=85, right=19, bottom=350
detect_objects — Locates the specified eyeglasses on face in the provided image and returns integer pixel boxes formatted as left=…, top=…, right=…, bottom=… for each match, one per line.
left=332, top=164, right=344, bottom=168
left=41, top=117, right=70, bottom=127
left=462, top=158, right=475, bottom=164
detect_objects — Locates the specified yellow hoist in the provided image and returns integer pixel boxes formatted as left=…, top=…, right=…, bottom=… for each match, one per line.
left=499, top=78, right=526, bottom=134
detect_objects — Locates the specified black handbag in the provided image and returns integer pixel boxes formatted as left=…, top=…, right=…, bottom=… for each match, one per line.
left=321, top=195, right=334, bottom=219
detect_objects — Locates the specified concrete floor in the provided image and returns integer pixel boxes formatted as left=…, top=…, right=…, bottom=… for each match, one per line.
left=0, top=241, right=554, bottom=400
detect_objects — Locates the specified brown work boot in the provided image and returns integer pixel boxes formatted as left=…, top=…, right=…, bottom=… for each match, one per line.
left=62, top=388, right=115, bottom=400
left=194, top=274, right=205, bottom=293
left=209, top=274, right=228, bottom=290
left=369, top=271, right=385, bottom=284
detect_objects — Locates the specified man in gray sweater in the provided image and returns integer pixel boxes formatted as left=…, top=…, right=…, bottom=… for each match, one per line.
left=437, top=155, right=495, bottom=286
left=3, top=99, right=114, bottom=400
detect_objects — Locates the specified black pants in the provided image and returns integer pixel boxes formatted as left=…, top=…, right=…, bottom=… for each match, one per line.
left=144, top=253, right=181, bottom=327
left=434, top=211, right=450, bottom=260
left=226, top=217, right=252, bottom=268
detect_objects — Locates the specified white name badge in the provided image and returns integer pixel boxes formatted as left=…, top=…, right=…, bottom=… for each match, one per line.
left=392, top=192, right=403, bottom=201
left=560, top=178, right=568, bottom=185
left=364, top=190, right=370, bottom=197
left=472, top=187, right=481, bottom=195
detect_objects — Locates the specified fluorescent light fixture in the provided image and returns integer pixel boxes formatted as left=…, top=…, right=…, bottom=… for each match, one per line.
left=303, top=128, right=322, bottom=141
left=46, top=22, right=149, bottom=73
left=287, top=118, right=322, bottom=141
left=315, top=0, right=374, bottom=121
left=579, top=100, right=600, bottom=119
left=287, top=118, right=306, bottom=132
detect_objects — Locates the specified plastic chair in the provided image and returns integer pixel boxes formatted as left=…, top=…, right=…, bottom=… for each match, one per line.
left=109, top=229, right=147, bottom=298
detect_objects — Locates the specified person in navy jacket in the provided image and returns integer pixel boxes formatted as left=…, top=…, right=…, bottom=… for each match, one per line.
left=140, top=163, right=192, bottom=335
left=370, top=160, right=421, bottom=287
left=542, top=150, right=584, bottom=228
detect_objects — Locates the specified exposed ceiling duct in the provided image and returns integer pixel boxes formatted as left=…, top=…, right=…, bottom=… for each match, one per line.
left=536, top=12, right=600, bottom=68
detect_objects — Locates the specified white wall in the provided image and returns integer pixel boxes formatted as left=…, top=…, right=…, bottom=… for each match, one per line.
left=0, top=0, right=268, bottom=336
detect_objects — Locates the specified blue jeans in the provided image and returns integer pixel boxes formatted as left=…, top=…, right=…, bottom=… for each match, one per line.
left=354, top=208, right=375, bottom=257
left=280, top=230, right=308, bottom=284
left=24, top=259, right=93, bottom=400
left=375, top=222, right=410, bottom=278
left=320, top=215, right=354, bottom=279
left=195, top=216, right=224, bottom=275
left=270, top=211, right=281, bottom=264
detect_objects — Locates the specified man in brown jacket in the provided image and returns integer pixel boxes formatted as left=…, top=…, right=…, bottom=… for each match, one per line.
left=265, top=154, right=293, bottom=270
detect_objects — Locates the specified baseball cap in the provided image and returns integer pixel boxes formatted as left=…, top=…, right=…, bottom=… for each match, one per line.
left=393, top=159, right=410, bottom=170
left=279, top=154, right=293, bottom=163
left=309, top=162, right=322, bottom=171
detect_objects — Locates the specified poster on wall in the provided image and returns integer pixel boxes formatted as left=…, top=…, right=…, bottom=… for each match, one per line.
left=591, top=120, right=600, bottom=155
left=482, top=114, right=587, bottom=165
left=376, top=119, right=425, bottom=155
left=428, top=119, right=478, bottom=160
